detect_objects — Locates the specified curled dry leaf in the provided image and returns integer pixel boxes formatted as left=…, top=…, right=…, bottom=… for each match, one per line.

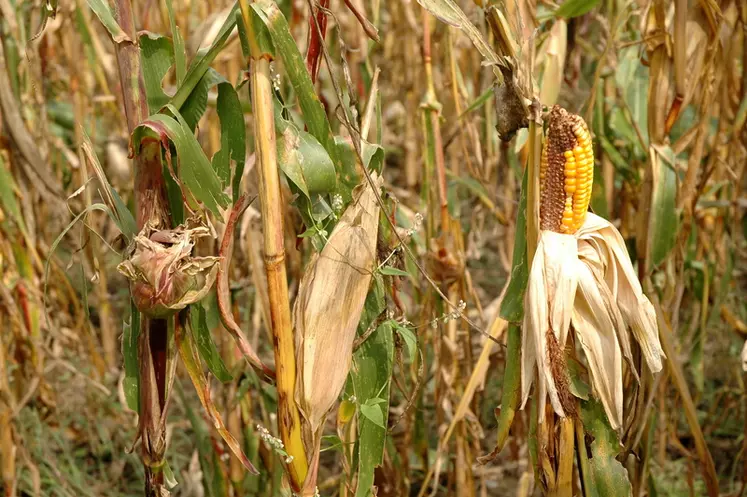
left=294, top=172, right=383, bottom=440
left=118, top=218, right=219, bottom=318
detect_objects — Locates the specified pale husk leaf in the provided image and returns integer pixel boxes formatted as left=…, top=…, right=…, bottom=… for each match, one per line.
left=578, top=239, right=638, bottom=381
left=572, top=258, right=624, bottom=431
left=294, top=173, right=382, bottom=434
left=522, top=231, right=566, bottom=418
left=579, top=213, right=664, bottom=373
left=542, top=230, right=578, bottom=347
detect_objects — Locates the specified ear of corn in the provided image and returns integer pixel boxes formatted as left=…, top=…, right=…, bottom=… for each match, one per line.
left=540, top=105, right=594, bottom=235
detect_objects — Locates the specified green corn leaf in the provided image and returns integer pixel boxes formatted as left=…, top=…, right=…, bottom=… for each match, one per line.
left=275, top=104, right=336, bottom=199
left=132, top=107, right=230, bottom=216
left=499, top=168, right=528, bottom=322
left=648, top=145, right=678, bottom=267
left=86, top=0, right=130, bottom=43
left=350, top=277, right=392, bottom=497
left=180, top=68, right=224, bottom=131
left=189, top=297, right=233, bottom=383
left=81, top=129, right=137, bottom=240
left=554, top=0, right=600, bottom=19
left=250, top=1, right=339, bottom=167
left=214, top=82, right=247, bottom=201
left=580, top=399, right=632, bottom=497
left=123, top=302, right=140, bottom=412
left=140, top=32, right=174, bottom=113
left=170, top=4, right=239, bottom=111
left=352, top=320, right=393, bottom=497
left=165, top=0, right=186, bottom=86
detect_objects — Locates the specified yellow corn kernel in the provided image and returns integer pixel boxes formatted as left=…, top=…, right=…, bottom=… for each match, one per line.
left=539, top=106, right=595, bottom=234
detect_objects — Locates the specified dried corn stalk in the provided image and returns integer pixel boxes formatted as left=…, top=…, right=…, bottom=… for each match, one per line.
left=522, top=106, right=665, bottom=431
left=294, top=172, right=383, bottom=443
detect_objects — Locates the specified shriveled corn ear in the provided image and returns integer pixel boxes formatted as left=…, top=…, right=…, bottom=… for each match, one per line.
left=294, top=172, right=383, bottom=444
left=118, top=218, right=219, bottom=318
left=523, top=106, right=664, bottom=432
left=540, top=105, right=594, bottom=234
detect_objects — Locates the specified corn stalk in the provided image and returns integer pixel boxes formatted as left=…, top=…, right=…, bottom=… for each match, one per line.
left=237, top=0, right=308, bottom=491
left=110, top=0, right=173, bottom=494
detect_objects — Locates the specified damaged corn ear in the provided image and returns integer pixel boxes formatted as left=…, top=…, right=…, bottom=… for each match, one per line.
left=540, top=105, right=594, bottom=234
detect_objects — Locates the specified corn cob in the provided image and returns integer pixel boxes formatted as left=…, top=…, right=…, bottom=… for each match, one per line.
left=539, top=105, right=594, bottom=234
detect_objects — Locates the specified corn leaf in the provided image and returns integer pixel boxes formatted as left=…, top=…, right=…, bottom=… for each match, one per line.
left=177, top=321, right=259, bottom=474
left=180, top=68, right=224, bottom=131
left=275, top=105, right=336, bottom=199
left=554, top=0, right=600, bottom=19
left=189, top=299, right=233, bottom=383
left=250, top=1, right=340, bottom=167
left=165, top=0, right=186, bottom=86
left=580, top=399, right=632, bottom=497
left=648, top=145, right=678, bottom=266
left=500, top=169, right=529, bottom=322
left=170, top=4, right=239, bottom=111
left=352, top=321, right=393, bottom=497
left=140, top=32, right=174, bottom=113
left=81, top=130, right=137, bottom=241
left=416, top=0, right=500, bottom=67
left=132, top=108, right=230, bottom=216
left=123, top=302, right=140, bottom=412
left=214, top=82, right=246, bottom=201
left=86, top=0, right=130, bottom=43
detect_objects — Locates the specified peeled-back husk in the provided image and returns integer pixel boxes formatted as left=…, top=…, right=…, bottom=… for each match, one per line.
left=578, top=213, right=665, bottom=373
left=521, top=230, right=577, bottom=420
left=294, top=173, right=382, bottom=436
left=572, top=258, right=624, bottom=431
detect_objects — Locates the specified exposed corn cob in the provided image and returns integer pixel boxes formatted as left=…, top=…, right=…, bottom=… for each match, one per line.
left=539, top=105, right=594, bottom=234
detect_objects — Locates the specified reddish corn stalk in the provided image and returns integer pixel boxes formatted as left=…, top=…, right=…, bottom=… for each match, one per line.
left=305, top=0, right=329, bottom=84
left=111, top=1, right=173, bottom=495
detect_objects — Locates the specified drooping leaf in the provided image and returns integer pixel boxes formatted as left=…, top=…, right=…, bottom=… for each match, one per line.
left=189, top=298, right=233, bottom=383
left=392, top=321, right=417, bottom=361
left=140, top=32, right=174, bottom=113
left=214, top=82, right=246, bottom=201
left=180, top=68, right=224, bottom=131
left=177, top=320, right=259, bottom=474
left=275, top=104, right=336, bottom=198
left=580, top=399, right=632, bottom=497
left=132, top=108, right=230, bottom=215
left=81, top=130, right=137, bottom=240
left=86, top=0, right=130, bottom=43
left=416, top=0, right=500, bottom=67
left=554, top=0, right=600, bottom=19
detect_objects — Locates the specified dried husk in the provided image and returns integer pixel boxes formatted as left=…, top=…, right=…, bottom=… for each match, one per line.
left=294, top=173, right=382, bottom=438
left=118, top=220, right=219, bottom=318
left=521, top=213, right=664, bottom=432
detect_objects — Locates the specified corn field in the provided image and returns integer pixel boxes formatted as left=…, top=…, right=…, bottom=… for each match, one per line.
left=0, top=0, right=745, bottom=495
